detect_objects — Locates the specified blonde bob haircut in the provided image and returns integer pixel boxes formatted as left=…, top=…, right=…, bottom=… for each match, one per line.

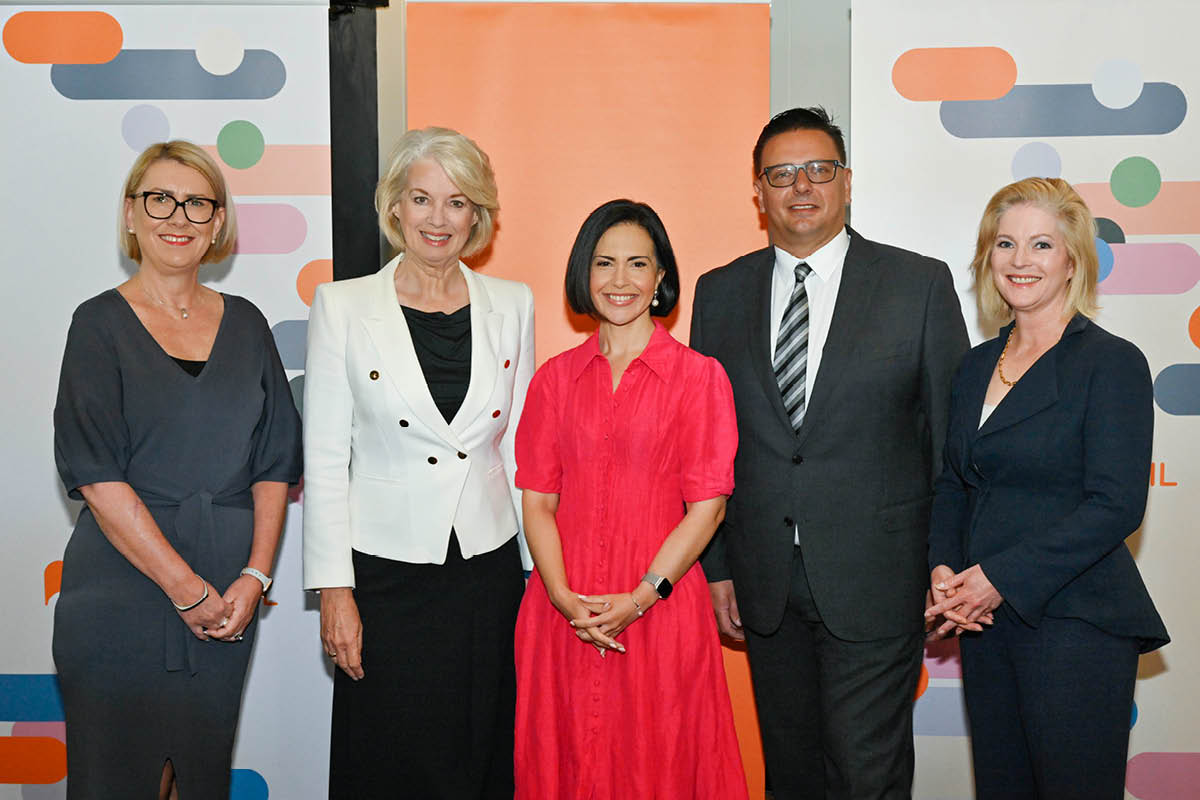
left=119, top=141, right=237, bottom=264
left=970, top=177, right=1100, bottom=322
left=376, top=127, right=499, bottom=258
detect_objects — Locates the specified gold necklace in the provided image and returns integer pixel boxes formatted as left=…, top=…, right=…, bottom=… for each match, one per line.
left=997, top=327, right=1017, bottom=387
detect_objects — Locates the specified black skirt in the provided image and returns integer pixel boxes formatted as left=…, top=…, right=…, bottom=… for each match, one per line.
left=329, top=533, right=524, bottom=799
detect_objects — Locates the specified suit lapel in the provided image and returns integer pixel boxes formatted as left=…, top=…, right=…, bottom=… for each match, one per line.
left=453, top=263, right=501, bottom=434
left=360, top=257, right=462, bottom=448
left=749, top=248, right=796, bottom=433
left=976, top=317, right=1087, bottom=439
left=794, top=231, right=884, bottom=448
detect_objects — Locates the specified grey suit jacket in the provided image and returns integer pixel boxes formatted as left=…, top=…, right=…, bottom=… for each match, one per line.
left=690, top=227, right=969, bottom=641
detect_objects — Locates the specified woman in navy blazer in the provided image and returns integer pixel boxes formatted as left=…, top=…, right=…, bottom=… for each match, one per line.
left=303, top=128, right=534, bottom=798
left=925, top=178, right=1168, bottom=800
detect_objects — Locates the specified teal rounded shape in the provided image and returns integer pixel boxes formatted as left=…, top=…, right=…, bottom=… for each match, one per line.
left=217, top=120, right=266, bottom=169
left=1130, top=699, right=1138, bottom=729
left=1110, top=156, right=1161, bottom=208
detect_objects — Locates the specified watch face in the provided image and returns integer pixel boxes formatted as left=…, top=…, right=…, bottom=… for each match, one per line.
left=656, top=576, right=673, bottom=599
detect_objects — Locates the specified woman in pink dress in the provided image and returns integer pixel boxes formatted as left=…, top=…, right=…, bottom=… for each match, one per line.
left=513, top=199, right=748, bottom=799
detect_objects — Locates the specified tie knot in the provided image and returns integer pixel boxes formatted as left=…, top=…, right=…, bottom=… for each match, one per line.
left=794, top=261, right=812, bottom=281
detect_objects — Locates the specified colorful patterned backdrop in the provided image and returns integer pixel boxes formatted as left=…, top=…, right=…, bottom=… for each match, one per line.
left=0, top=3, right=332, bottom=797
left=852, top=2, right=1199, bottom=797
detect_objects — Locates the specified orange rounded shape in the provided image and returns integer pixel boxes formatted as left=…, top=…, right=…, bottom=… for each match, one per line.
left=3, top=11, right=122, bottom=65
left=0, top=737, right=67, bottom=784
left=296, top=258, right=333, bottom=306
left=43, top=560, right=63, bottom=605
left=914, top=662, right=930, bottom=700
left=892, top=47, right=1017, bottom=101
left=1190, top=306, right=1200, bottom=349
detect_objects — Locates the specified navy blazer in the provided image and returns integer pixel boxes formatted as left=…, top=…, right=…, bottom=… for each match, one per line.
left=929, top=314, right=1168, bottom=652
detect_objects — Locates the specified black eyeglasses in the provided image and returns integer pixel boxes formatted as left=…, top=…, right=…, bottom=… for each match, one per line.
left=760, top=160, right=846, bottom=187
left=131, top=191, right=220, bottom=224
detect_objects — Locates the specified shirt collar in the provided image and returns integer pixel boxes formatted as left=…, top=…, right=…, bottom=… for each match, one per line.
left=568, top=320, right=676, bottom=382
left=773, top=227, right=851, bottom=284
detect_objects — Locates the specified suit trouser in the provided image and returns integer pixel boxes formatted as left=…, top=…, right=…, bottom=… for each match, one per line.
left=745, top=545, right=923, bottom=800
left=959, top=605, right=1139, bottom=800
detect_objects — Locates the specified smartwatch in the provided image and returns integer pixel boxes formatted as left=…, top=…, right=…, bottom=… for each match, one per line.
left=642, top=571, right=673, bottom=600
left=240, top=567, right=273, bottom=594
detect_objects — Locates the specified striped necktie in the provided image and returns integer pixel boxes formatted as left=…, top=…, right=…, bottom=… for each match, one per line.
left=774, top=261, right=813, bottom=432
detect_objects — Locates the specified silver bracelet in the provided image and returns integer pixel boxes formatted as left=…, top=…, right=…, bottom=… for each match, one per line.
left=630, top=593, right=644, bottom=617
left=172, top=575, right=208, bottom=612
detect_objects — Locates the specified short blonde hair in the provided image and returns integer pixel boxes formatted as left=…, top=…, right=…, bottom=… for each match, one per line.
left=120, top=141, right=237, bottom=264
left=971, top=177, right=1099, bottom=322
left=375, top=127, right=498, bottom=258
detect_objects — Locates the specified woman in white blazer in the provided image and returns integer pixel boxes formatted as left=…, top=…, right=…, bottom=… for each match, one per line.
left=302, top=127, right=534, bottom=799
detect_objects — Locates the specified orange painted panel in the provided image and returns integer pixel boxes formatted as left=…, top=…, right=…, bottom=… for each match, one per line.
left=722, top=642, right=766, bottom=798
left=201, top=145, right=331, bottom=196
left=408, top=6, right=770, bottom=794
left=43, top=560, right=62, bottom=604
left=1076, top=181, right=1200, bottom=234
left=2, top=11, right=122, bottom=65
left=0, top=737, right=67, bottom=784
left=892, top=47, right=1016, bottom=101
left=407, top=2, right=770, bottom=365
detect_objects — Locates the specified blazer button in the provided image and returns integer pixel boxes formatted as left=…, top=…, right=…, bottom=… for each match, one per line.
left=369, top=370, right=379, bottom=380
left=399, top=419, right=409, bottom=427
left=792, top=453, right=804, bottom=464
left=783, top=516, right=794, bottom=527
left=428, top=456, right=437, bottom=465
left=457, top=452, right=467, bottom=460
left=492, top=409, right=501, bottom=418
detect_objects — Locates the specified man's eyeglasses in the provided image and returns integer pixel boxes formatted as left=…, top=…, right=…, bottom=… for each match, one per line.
left=759, top=160, right=846, bottom=188
left=131, top=191, right=220, bottom=224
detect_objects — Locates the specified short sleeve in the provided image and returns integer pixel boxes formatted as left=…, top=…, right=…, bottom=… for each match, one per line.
left=514, top=363, right=562, bottom=494
left=678, top=357, right=737, bottom=502
left=249, top=313, right=303, bottom=484
left=53, top=304, right=130, bottom=499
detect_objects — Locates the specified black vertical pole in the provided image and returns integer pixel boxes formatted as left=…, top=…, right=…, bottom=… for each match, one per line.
left=329, top=6, right=381, bottom=281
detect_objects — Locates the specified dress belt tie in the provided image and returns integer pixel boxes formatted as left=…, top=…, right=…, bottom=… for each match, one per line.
left=142, top=489, right=252, bottom=675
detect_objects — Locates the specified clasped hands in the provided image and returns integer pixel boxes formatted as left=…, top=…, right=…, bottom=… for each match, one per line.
left=924, top=564, right=1003, bottom=639
left=552, top=586, right=655, bottom=658
left=175, top=574, right=262, bottom=643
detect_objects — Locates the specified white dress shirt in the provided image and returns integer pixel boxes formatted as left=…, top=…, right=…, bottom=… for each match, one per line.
left=769, top=227, right=851, bottom=411
left=769, top=228, right=850, bottom=546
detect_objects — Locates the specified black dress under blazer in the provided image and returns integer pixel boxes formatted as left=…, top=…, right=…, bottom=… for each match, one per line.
left=928, top=314, right=1168, bottom=652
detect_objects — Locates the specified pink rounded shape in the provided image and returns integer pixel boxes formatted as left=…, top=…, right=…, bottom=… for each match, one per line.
left=12, top=721, right=67, bottom=743
left=1126, top=752, right=1200, bottom=799
left=923, top=637, right=962, bottom=679
left=233, top=203, right=308, bottom=254
left=1100, top=243, right=1200, bottom=295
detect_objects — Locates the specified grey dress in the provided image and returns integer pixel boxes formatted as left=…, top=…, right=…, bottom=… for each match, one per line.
left=52, top=289, right=302, bottom=799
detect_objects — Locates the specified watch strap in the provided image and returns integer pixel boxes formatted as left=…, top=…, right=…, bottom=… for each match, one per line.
left=240, top=567, right=272, bottom=593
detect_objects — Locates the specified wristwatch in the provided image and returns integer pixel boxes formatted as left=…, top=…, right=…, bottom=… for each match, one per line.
left=642, top=571, right=673, bottom=600
left=240, top=567, right=273, bottom=594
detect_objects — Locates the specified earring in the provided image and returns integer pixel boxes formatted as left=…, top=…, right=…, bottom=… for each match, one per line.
left=126, top=228, right=134, bottom=234
left=211, top=236, right=216, bottom=244
left=651, top=288, right=660, bottom=308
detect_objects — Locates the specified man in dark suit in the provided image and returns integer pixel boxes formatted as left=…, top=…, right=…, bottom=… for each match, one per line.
left=689, top=107, right=969, bottom=799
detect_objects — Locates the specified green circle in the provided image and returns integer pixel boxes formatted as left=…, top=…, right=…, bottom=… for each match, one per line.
left=216, top=120, right=265, bottom=169
left=1109, top=156, right=1161, bottom=208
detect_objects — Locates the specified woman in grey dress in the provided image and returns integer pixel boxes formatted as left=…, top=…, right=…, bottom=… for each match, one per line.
left=52, top=140, right=302, bottom=799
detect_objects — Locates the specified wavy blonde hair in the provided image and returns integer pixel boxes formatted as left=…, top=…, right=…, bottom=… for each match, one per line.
left=970, top=177, right=1100, bottom=322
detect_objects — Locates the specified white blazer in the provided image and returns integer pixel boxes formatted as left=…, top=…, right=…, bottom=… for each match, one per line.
left=302, top=255, right=535, bottom=589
